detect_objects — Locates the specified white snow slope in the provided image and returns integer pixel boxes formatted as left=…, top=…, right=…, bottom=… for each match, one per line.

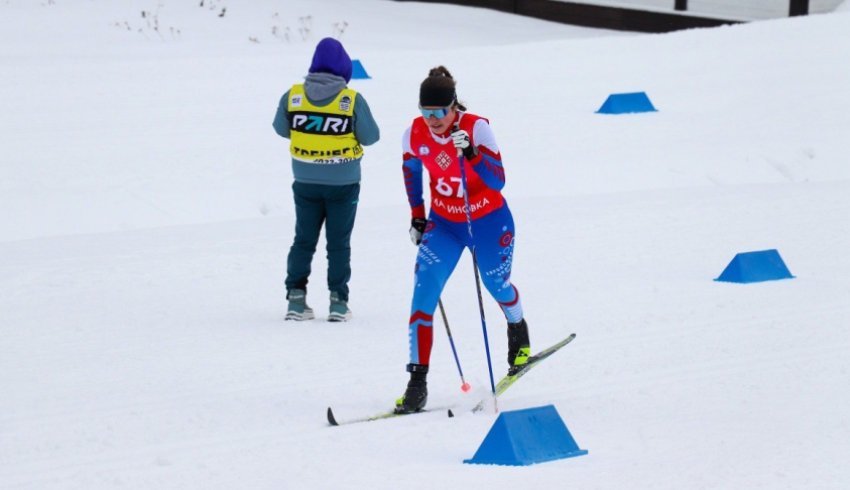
left=1, top=1, right=849, bottom=489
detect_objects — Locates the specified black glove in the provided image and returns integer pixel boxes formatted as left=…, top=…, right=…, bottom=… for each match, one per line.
left=451, top=129, right=478, bottom=160
left=409, top=218, right=427, bottom=245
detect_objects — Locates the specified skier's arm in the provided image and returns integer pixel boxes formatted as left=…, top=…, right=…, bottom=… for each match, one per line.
left=272, top=90, right=292, bottom=138
left=401, top=126, right=426, bottom=219
left=469, top=119, right=505, bottom=191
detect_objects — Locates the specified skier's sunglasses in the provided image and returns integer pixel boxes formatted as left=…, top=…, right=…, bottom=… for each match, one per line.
left=419, top=105, right=452, bottom=119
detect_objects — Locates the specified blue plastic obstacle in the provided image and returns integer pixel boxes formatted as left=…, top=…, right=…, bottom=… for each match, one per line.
left=464, top=405, right=587, bottom=466
left=351, top=59, right=371, bottom=79
left=596, top=91, right=657, bottom=114
left=715, top=249, right=795, bottom=284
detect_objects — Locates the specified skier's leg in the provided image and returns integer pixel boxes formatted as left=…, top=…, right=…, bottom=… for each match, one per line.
left=396, top=216, right=464, bottom=413
left=407, top=216, right=465, bottom=367
left=470, top=205, right=530, bottom=372
left=470, top=205, right=523, bottom=321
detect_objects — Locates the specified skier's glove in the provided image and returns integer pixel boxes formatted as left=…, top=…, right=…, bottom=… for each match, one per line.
left=409, top=218, right=427, bottom=245
left=451, top=129, right=477, bottom=160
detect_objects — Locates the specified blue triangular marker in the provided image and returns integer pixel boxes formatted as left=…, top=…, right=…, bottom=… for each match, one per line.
left=596, top=91, right=657, bottom=114
left=464, top=405, right=588, bottom=466
left=351, top=59, right=371, bottom=79
left=715, top=249, right=795, bottom=283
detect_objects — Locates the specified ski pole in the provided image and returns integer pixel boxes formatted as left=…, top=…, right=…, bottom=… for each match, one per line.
left=455, top=130, right=497, bottom=410
left=437, top=298, right=471, bottom=393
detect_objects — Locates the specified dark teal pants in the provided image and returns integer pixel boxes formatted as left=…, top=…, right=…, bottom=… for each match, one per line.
left=285, top=182, right=360, bottom=302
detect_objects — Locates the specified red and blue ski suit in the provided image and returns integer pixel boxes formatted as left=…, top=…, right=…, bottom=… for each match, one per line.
left=402, top=111, right=524, bottom=366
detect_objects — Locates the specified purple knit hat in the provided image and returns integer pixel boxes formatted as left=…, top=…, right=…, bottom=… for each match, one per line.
left=309, top=37, right=352, bottom=83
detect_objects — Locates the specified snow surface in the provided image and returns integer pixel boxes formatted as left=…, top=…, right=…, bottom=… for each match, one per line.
left=2, top=1, right=849, bottom=488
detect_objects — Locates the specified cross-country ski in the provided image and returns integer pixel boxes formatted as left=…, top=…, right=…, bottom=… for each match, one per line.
left=327, top=333, right=576, bottom=426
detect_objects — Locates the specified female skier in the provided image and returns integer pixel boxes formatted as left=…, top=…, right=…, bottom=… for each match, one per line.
left=395, top=66, right=531, bottom=414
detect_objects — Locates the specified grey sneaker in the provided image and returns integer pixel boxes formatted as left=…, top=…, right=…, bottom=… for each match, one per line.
left=328, top=292, right=352, bottom=322
left=286, top=289, right=315, bottom=321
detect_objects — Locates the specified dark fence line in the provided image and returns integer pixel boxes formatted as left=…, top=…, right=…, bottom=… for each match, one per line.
left=668, top=0, right=810, bottom=16
left=393, top=0, right=747, bottom=33
left=789, top=0, right=811, bottom=16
